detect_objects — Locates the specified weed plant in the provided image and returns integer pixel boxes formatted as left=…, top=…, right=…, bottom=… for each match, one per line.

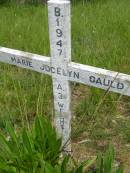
left=0, top=116, right=124, bottom=173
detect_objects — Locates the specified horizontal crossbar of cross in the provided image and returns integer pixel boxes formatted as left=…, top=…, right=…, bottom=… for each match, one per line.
left=0, top=46, right=130, bottom=96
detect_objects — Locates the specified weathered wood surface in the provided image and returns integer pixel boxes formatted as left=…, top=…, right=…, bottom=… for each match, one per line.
left=0, top=47, right=50, bottom=74
left=69, top=63, right=130, bottom=96
left=48, top=0, right=71, bottom=152
left=1, top=47, right=130, bottom=97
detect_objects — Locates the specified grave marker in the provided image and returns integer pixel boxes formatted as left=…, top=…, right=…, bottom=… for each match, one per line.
left=48, top=0, right=71, bottom=152
left=1, top=0, right=130, bottom=152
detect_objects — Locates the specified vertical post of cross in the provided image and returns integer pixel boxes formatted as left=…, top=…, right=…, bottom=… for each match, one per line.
left=48, top=0, right=71, bottom=153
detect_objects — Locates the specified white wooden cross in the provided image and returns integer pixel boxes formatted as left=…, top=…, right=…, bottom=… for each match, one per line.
left=0, top=0, right=130, bottom=152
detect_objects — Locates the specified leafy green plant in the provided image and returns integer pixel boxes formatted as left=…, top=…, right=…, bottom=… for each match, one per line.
left=0, top=115, right=125, bottom=173
left=0, top=116, right=62, bottom=172
left=0, top=116, right=95, bottom=173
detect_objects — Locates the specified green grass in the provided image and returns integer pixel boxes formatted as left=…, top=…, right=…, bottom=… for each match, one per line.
left=0, top=5, right=52, bottom=127
left=0, top=0, right=130, bottom=171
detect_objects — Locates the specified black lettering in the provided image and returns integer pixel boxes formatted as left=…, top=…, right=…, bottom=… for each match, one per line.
left=28, top=61, right=33, bottom=68
left=55, top=7, right=60, bottom=17
left=89, top=76, right=95, bottom=83
left=62, top=69, right=67, bottom=76
left=56, top=29, right=62, bottom=37
left=22, top=59, right=26, bottom=65
left=103, top=79, right=110, bottom=87
left=57, top=49, right=62, bottom=55
left=40, top=65, right=45, bottom=70
left=96, top=78, right=102, bottom=85
left=117, top=82, right=124, bottom=90
left=11, top=57, right=16, bottom=63
left=40, top=65, right=51, bottom=72
left=110, top=81, right=115, bottom=88
left=56, top=40, right=62, bottom=47
left=60, top=117, right=64, bottom=130
left=60, top=108, right=63, bottom=113
left=45, top=65, right=51, bottom=72
left=74, top=72, right=79, bottom=79
left=51, top=67, right=55, bottom=73
left=11, top=57, right=33, bottom=68
left=57, top=67, right=61, bottom=75
left=57, top=84, right=62, bottom=90
left=56, top=18, right=60, bottom=26
left=58, top=93, right=63, bottom=99
left=68, top=71, right=72, bottom=77
left=58, top=102, right=64, bottom=108
left=17, top=59, right=21, bottom=64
